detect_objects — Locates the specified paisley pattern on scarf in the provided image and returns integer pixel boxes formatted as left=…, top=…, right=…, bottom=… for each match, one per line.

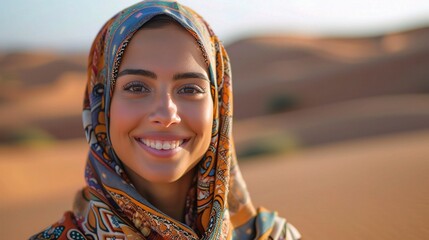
left=31, top=1, right=301, bottom=239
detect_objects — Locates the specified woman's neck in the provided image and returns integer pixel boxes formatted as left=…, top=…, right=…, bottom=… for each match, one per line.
left=124, top=166, right=195, bottom=223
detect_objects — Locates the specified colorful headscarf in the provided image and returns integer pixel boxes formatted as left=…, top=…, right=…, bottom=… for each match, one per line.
left=31, top=1, right=300, bottom=239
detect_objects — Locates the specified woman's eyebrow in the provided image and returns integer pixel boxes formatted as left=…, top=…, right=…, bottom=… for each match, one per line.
left=118, top=69, right=157, bottom=79
left=173, top=72, right=209, bottom=81
left=117, top=69, right=208, bottom=82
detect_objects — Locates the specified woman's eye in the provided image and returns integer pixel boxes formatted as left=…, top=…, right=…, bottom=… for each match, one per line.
left=123, top=82, right=150, bottom=93
left=178, top=85, right=205, bottom=95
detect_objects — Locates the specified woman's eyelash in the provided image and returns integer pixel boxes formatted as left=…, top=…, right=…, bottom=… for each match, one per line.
left=121, top=82, right=205, bottom=95
left=123, top=81, right=150, bottom=93
left=178, top=84, right=206, bottom=94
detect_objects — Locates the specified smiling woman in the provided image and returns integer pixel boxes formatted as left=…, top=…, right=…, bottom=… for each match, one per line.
left=30, top=1, right=300, bottom=239
left=110, top=19, right=213, bottom=220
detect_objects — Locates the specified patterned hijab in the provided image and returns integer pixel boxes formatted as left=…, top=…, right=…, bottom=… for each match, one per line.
left=31, top=1, right=300, bottom=239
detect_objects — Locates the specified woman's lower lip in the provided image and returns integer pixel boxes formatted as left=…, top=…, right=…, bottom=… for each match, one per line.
left=135, top=139, right=185, bottom=159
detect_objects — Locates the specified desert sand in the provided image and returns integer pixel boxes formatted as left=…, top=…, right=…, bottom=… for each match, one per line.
left=0, top=130, right=428, bottom=239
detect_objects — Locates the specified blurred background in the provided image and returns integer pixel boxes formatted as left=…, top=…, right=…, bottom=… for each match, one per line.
left=1, top=0, right=429, bottom=239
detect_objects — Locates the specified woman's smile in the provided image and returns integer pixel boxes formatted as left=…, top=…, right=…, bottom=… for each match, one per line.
left=133, top=134, right=191, bottom=158
left=137, top=138, right=185, bottom=150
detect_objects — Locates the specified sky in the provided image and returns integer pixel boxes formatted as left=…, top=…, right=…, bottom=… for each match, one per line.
left=1, top=0, right=429, bottom=52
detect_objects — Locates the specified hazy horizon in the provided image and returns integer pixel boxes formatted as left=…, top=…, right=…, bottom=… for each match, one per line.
left=2, top=0, right=429, bottom=52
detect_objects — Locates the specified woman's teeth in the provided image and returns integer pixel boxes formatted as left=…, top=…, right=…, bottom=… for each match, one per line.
left=139, top=139, right=184, bottom=150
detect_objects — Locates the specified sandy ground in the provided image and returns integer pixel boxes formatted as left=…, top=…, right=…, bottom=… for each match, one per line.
left=242, top=130, right=429, bottom=240
left=0, top=130, right=428, bottom=239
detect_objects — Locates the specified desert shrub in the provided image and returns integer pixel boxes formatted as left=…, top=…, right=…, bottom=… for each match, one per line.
left=266, top=94, right=297, bottom=114
left=237, top=135, right=299, bottom=159
left=0, top=72, right=19, bottom=85
left=0, top=128, right=54, bottom=146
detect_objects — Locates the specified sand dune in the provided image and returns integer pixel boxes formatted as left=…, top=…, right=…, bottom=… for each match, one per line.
left=0, top=52, right=60, bottom=72
left=228, top=27, right=429, bottom=119
left=0, top=130, right=428, bottom=239
left=0, top=71, right=86, bottom=143
left=234, top=94, right=429, bottom=149
left=0, top=72, right=85, bottom=123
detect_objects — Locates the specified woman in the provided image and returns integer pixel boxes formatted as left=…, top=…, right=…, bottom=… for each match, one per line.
left=31, top=1, right=301, bottom=239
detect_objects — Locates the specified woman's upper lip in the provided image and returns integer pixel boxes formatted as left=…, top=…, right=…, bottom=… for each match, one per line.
left=133, top=133, right=191, bottom=141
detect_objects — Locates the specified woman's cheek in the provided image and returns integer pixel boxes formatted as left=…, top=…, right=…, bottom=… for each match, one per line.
left=180, top=98, right=212, bottom=135
left=111, top=98, right=143, bottom=135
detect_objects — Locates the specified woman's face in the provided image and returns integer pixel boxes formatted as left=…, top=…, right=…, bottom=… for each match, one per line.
left=110, top=23, right=213, bottom=183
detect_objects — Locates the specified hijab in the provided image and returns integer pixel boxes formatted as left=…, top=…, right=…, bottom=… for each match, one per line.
left=31, top=1, right=300, bottom=239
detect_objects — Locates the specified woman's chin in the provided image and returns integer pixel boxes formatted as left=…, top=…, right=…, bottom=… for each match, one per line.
left=139, top=168, right=186, bottom=184
left=141, top=165, right=198, bottom=185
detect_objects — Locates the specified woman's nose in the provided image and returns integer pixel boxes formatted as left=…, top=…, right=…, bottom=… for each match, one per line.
left=148, top=93, right=181, bottom=128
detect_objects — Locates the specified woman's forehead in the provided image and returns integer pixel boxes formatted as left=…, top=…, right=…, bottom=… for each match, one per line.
left=119, top=25, right=208, bottom=74
left=131, top=24, right=197, bottom=48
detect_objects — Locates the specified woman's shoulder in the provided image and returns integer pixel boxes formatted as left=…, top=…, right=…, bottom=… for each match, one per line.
left=256, top=207, right=302, bottom=240
left=29, top=211, right=86, bottom=240
left=281, top=220, right=302, bottom=240
left=30, top=188, right=91, bottom=240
